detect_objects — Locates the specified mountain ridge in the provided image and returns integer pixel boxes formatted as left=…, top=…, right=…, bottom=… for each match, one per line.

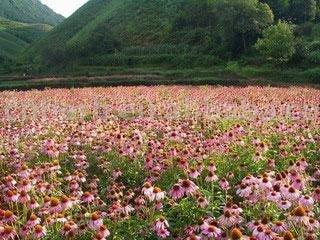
left=0, top=0, right=64, bottom=26
left=0, top=0, right=64, bottom=69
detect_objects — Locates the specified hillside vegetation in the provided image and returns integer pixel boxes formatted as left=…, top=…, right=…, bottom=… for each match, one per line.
left=0, top=0, right=64, bottom=26
left=0, top=0, right=64, bottom=73
left=22, top=0, right=320, bottom=82
left=0, top=17, right=52, bottom=71
left=25, top=0, right=273, bottom=66
left=0, top=0, right=311, bottom=86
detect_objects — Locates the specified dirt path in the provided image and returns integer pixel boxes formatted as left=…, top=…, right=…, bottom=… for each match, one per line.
left=30, top=74, right=163, bottom=82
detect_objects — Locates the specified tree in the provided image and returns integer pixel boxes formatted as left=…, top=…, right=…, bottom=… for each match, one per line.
left=315, top=0, right=320, bottom=22
left=288, top=0, right=317, bottom=23
left=255, top=22, right=295, bottom=63
left=260, top=0, right=289, bottom=20
left=213, top=0, right=274, bottom=57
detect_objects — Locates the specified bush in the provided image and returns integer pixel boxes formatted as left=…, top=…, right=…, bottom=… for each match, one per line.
left=302, top=68, right=320, bottom=83
left=305, top=50, right=320, bottom=64
left=255, top=21, right=296, bottom=63
left=255, top=22, right=296, bottom=63
left=307, top=40, right=320, bottom=51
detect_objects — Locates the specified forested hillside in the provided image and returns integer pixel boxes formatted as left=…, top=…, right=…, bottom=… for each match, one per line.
left=0, top=0, right=64, bottom=73
left=0, top=0, right=64, bottom=26
left=0, top=17, right=52, bottom=71
left=24, top=0, right=320, bottom=78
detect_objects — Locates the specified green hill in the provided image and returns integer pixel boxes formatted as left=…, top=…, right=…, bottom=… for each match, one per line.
left=26, top=0, right=245, bottom=66
left=0, top=0, right=64, bottom=73
left=28, top=0, right=293, bottom=71
left=21, top=0, right=320, bottom=86
left=0, top=17, right=52, bottom=64
left=0, top=0, right=64, bottom=26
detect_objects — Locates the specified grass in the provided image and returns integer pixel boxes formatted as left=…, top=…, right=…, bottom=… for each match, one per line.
left=0, top=64, right=319, bottom=91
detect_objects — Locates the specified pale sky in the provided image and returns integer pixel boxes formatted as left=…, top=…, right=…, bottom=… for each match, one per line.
left=41, top=0, right=88, bottom=17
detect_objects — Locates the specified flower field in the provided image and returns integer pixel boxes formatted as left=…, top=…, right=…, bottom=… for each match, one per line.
left=0, top=86, right=319, bottom=240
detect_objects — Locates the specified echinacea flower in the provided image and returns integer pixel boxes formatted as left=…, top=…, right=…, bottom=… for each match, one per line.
left=82, top=191, right=95, bottom=203
left=154, top=216, right=169, bottom=231
left=33, top=225, right=47, bottom=239
left=49, top=197, right=62, bottom=214
left=27, top=214, right=41, bottom=228
left=142, top=182, right=154, bottom=198
left=148, top=187, right=165, bottom=201
left=278, top=201, right=292, bottom=210
left=3, top=210, right=17, bottom=224
left=120, top=202, right=135, bottom=214
left=282, top=231, right=295, bottom=240
left=299, top=195, right=314, bottom=207
left=2, top=225, right=17, bottom=239
left=218, top=210, right=242, bottom=227
left=156, top=228, right=170, bottom=238
left=179, top=179, right=198, bottom=195
left=201, top=224, right=222, bottom=238
left=28, top=198, right=40, bottom=210
left=311, top=188, right=320, bottom=201
left=219, top=178, right=230, bottom=191
left=272, top=221, right=287, bottom=233
left=289, top=205, right=309, bottom=226
left=205, top=171, right=218, bottom=182
left=188, top=167, right=201, bottom=179
left=88, top=212, right=103, bottom=230
left=229, top=228, right=244, bottom=240
left=169, top=184, right=184, bottom=199
left=305, top=218, right=319, bottom=231
left=236, top=183, right=252, bottom=198
left=197, top=197, right=208, bottom=208
left=98, top=225, right=110, bottom=238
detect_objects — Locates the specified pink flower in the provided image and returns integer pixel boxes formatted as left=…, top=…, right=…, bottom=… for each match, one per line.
left=219, top=178, right=230, bottom=191
left=49, top=198, right=62, bottom=214
left=201, top=224, right=222, bottom=238
left=312, top=188, right=320, bottom=201
left=218, top=210, right=243, bottom=227
left=188, top=167, right=201, bottom=179
left=27, top=214, right=41, bottom=228
left=120, top=202, right=135, bottom=214
left=34, top=225, right=47, bottom=239
left=3, top=210, right=17, bottom=224
left=112, top=169, right=122, bottom=179
left=197, top=197, right=208, bottom=208
left=179, top=179, right=198, bottom=195
left=258, top=229, right=277, bottom=240
left=141, top=182, right=154, bottom=198
left=299, top=195, right=314, bottom=207
left=98, top=225, right=111, bottom=238
left=156, top=228, right=170, bottom=238
left=28, top=198, right=40, bottom=210
left=267, top=191, right=281, bottom=202
left=169, top=184, right=184, bottom=199
left=277, top=200, right=292, bottom=210
left=205, top=171, right=218, bottom=182
left=236, top=184, right=252, bottom=198
left=4, top=190, right=19, bottom=203
left=61, top=195, right=73, bottom=210
left=285, top=187, right=301, bottom=201
left=148, top=187, right=165, bottom=201
left=18, top=190, right=30, bottom=204
left=154, top=216, right=169, bottom=231
left=208, top=162, right=216, bottom=172
left=1, top=225, right=17, bottom=239
left=88, top=213, right=104, bottom=230
left=272, top=221, right=287, bottom=233
left=82, top=192, right=95, bottom=203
